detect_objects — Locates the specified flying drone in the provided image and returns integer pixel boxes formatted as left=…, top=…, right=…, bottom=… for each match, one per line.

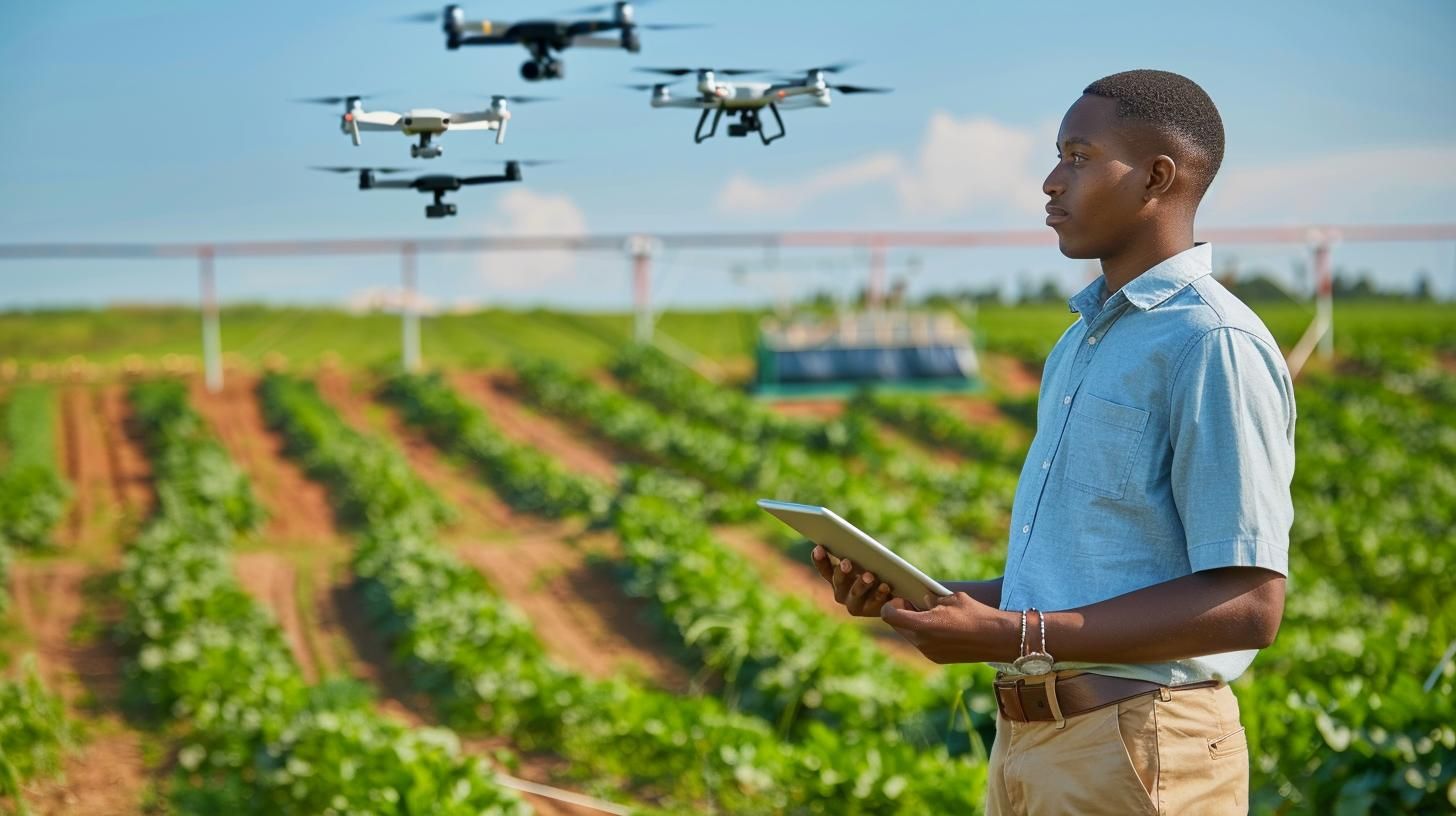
left=402, top=2, right=703, bottom=81
left=298, top=94, right=550, bottom=158
left=630, top=63, right=890, bottom=145
left=311, top=160, right=548, bottom=218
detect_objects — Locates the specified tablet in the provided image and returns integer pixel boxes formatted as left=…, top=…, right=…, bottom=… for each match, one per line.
left=757, top=499, right=952, bottom=607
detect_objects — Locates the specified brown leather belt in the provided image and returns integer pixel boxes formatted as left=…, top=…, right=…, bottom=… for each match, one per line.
left=994, top=672, right=1221, bottom=723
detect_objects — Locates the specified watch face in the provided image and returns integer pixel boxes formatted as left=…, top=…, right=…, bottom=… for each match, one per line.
left=1014, top=655, right=1054, bottom=676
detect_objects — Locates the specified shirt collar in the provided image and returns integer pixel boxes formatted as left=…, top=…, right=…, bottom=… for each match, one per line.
left=1066, top=243, right=1214, bottom=318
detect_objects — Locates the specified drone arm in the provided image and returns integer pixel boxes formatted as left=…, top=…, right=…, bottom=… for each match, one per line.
left=369, top=179, right=415, bottom=190
left=569, top=34, right=625, bottom=49
left=459, top=174, right=513, bottom=185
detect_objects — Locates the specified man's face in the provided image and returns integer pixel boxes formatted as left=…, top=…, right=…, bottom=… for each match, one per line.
left=1042, top=94, right=1149, bottom=259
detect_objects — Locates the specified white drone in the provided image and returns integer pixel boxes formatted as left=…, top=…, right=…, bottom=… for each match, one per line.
left=298, top=94, right=550, bottom=158
left=629, top=62, right=890, bottom=145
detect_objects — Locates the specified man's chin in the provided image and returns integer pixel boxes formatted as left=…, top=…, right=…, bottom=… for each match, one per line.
left=1055, top=233, right=1098, bottom=260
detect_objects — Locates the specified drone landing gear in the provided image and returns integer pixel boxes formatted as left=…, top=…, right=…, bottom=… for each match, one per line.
left=425, top=190, right=458, bottom=219
left=411, top=133, right=444, bottom=159
left=520, top=58, right=564, bottom=81
left=695, top=105, right=786, bottom=145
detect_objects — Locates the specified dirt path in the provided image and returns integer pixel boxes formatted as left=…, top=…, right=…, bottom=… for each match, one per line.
left=456, top=533, right=693, bottom=691
left=56, top=387, right=140, bottom=558
left=712, top=525, right=932, bottom=671
left=12, top=385, right=153, bottom=814
left=190, top=373, right=343, bottom=548
left=450, top=371, right=625, bottom=485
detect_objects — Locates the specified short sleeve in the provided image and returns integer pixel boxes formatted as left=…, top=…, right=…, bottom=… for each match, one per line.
left=1168, top=327, right=1296, bottom=575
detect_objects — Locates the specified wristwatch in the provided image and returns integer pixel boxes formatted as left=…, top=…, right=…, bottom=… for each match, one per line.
left=1012, top=607, right=1055, bottom=676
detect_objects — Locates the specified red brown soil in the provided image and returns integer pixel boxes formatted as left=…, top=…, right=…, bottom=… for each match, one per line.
left=764, top=399, right=847, bottom=421
left=190, top=373, right=343, bottom=547
left=938, top=395, right=1010, bottom=427
left=12, top=387, right=155, bottom=815
left=456, top=534, right=693, bottom=691
left=981, top=352, right=1042, bottom=397
left=232, top=551, right=322, bottom=683
left=712, top=526, right=931, bottom=671
left=451, top=371, right=625, bottom=485
left=56, top=386, right=149, bottom=554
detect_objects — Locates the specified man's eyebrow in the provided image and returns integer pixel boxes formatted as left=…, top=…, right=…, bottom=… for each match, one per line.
left=1057, top=136, right=1095, bottom=149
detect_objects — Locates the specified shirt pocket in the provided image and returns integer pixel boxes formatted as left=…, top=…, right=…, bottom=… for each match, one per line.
left=1065, top=393, right=1150, bottom=500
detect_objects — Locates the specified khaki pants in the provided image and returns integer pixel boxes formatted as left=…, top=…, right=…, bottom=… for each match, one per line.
left=986, top=675, right=1249, bottom=815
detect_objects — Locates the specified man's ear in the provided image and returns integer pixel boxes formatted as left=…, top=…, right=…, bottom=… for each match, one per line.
left=1144, top=155, right=1178, bottom=201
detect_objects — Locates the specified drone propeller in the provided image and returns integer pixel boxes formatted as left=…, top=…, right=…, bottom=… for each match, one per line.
left=311, top=166, right=411, bottom=174
left=622, top=81, right=678, bottom=91
left=564, top=0, right=655, bottom=14
left=803, top=61, right=858, bottom=74
left=829, top=84, right=891, bottom=94
left=486, top=94, right=557, bottom=104
left=640, top=23, right=709, bottom=30
left=636, top=66, right=765, bottom=77
left=295, top=94, right=384, bottom=106
left=394, top=10, right=442, bottom=23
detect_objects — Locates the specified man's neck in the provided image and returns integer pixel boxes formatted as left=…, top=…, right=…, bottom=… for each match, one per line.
left=1099, top=221, right=1197, bottom=295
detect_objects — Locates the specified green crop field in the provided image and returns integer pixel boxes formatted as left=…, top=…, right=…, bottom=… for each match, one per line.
left=1, top=302, right=1452, bottom=814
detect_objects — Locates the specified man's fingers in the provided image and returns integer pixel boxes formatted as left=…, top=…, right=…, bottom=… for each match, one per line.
left=845, top=571, right=877, bottom=615
left=830, top=558, right=853, bottom=603
left=810, top=545, right=835, bottom=583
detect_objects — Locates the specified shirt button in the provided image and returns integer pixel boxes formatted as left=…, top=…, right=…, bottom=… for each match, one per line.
left=1022, top=524, right=1031, bottom=534
left=1087, top=336, right=1099, bottom=345
left=1063, top=395, right=1072, bottom=405
left=1041, top=460, right=1050, bottom=470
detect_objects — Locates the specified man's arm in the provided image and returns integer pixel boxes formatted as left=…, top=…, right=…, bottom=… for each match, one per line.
left=943, top=579, right=1002, bottom=610
left=879, top=566, right=1284, bottom=665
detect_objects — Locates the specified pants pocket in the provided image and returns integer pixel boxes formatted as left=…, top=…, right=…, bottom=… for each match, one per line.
left=1208, top=726, right=1247, bottom=759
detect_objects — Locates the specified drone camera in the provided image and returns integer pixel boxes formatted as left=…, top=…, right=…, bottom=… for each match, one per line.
left=426, top=202, right=458, bottom=218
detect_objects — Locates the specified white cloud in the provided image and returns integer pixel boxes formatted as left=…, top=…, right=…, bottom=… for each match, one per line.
left=1203, top=146, right=1456, bottom=223
left=714, top=112, right=1052, bottom=220
left=717, top=152, right=901, bottom=215
left=476, top=187, right=587, bottom=293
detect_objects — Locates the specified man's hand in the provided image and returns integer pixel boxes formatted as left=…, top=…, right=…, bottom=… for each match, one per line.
left=810, top=544, right=894, bottom=617
left=879, top=592, right=1019, bottom=665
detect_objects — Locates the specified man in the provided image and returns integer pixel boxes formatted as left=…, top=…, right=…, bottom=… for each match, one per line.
left=812, top=69, right=1294, bottom=814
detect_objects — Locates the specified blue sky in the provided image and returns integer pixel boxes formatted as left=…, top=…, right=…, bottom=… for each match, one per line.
left=1, top=0, right=1454, bottom=310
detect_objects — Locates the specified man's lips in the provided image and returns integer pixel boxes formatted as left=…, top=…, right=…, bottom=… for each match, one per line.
left=1045, top=205, right=1069, bottom=226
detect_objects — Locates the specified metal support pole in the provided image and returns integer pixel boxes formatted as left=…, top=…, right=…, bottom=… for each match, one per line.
left=628, top=235, right=657, bottom=343
left=867, top=243, right=886, bottom=309
left=199, top=247, right=222, bottom=393
left=1313, top=237, right=1334, bottom=359
left=401, top=242, right=421, bottom=372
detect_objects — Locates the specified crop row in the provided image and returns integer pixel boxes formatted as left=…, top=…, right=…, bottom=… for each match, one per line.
left=515, top=358, right=1009, bottom=581
left=121, top=380, right=528, bottom=815
left=263, top=371, right=991, bottom=813
left=381, top=372, right=993, bottom=747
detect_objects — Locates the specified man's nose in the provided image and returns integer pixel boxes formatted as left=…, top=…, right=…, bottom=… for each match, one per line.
left=1043, top=166, right=1065, bottom=199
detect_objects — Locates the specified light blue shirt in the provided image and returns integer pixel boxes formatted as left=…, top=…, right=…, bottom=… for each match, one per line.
left=993, top=243, right=1296, bottom=686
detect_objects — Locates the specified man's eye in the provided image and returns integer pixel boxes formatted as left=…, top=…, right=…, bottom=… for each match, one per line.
left=1071, top=154, right=1088, bottom=165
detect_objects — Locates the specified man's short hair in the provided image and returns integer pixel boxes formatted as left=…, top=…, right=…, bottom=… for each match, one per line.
left=1083, top=69, right=1224, bottom=198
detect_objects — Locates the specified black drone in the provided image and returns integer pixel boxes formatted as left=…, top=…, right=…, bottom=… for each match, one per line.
left=403, top=2, right=703, bottom=81
left=311, top=160, right=548, bottom=218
